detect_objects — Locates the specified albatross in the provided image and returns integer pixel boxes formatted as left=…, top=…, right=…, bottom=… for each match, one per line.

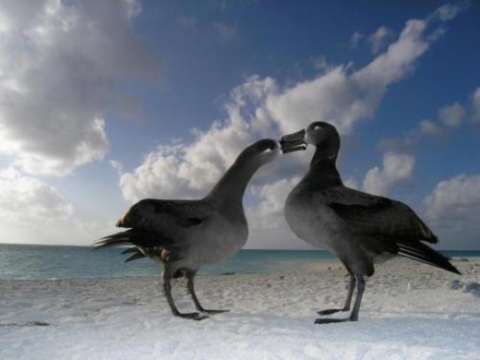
left=281, top=121, right=460, bottom=324
left=96, top=138, right=305, bottom=321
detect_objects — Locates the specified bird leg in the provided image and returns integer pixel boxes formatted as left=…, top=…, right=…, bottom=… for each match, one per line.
left=317, top=273, right=356, bottom=315
left=163, top=273, right=208, bottom=321
left=315, top=275, right=365, bottom=324
left=187, top=271, right=229, bottom=314
left=348, top=275, right=365, bottom=321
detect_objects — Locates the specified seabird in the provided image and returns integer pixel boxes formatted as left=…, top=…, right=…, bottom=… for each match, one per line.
left=281, top=121, right=460, bottom=324
left=96, top=138, right=306, bottom=321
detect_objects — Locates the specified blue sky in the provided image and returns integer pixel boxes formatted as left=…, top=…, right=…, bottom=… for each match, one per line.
left=0, top=0, right=479, bottom=249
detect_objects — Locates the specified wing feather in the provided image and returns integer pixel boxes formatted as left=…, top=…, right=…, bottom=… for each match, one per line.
left=117, top=199, right=214, bottom=236
left=322, top=187, right=437, bottom=243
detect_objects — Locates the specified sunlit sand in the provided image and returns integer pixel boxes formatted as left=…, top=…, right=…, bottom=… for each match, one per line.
left=1, top=258, right=479, bottom=359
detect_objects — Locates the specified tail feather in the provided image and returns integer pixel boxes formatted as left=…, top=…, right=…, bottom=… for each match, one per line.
left=95, top=229, right=165, bottom=248
left=94, top=228, right=169, bottom=263
left=122, top=247, right=139, bottom=255
left=125, top=250, right=146, bottom=262
left=398, top=241, right=460, bottom=275
left=95, top=230, right=137, bottom=249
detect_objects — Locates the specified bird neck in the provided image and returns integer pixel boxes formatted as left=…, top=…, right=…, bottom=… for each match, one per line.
left=207, top=157, right=259, bottom=206
left=304, top=149, right=343, bottom=188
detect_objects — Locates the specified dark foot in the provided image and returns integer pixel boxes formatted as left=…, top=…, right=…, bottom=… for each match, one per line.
left=200, top=309, right=229, bottom=315
left=175, top=312, right=209, bottom=321
left=314, top=317, right=355, bottom=324
left=317, top=308, right=348, bottom=316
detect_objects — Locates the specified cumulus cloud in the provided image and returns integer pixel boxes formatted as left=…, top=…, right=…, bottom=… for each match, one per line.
left=247, top=176, right=316, bottom=249
left=363, top=152, right=415, bottom=196
left=267, top=8, right=459, bottom=136
left=438, top=102, right=465, bottom=127
left=0, top=166, right=117, bottom=245
left=249, top=177, right=301, bottom=229
left=118, top=4, right=462, bottom=247
left=472, top=87, right=480, bottom=122
left=425, top=174, right=480, bottom=220
left=119, top=76, right=276, bottom=202
left=424, top=174, right=480, bottom=249
left=120, top=4, right=460, bottom=201
left=0, top=0, right=160, bottom=175
left=0, top=167, right=73, bottom=222
left=368, top=26, right=394, bottom=54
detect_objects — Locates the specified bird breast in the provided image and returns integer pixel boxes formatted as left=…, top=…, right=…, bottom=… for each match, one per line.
left=186, top=214, right=248, bottom=266
left=285, top=191, right=342, bottom=252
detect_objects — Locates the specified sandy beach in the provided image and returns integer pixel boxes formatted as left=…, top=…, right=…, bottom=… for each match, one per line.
left=1, top=257, right=479, bottom=359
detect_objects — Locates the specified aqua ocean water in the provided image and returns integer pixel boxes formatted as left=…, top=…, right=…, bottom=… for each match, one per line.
left=0, top=244, right=478, bottom=280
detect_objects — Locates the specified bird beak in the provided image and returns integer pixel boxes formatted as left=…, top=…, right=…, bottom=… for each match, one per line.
left=280, top=129, right=307, bottom=154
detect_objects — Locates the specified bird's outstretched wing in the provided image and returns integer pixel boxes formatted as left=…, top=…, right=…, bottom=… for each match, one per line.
left=322, top=186, right=437, bottom=243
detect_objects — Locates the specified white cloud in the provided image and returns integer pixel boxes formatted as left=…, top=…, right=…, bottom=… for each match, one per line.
left=0, top=166, right=116, bottom=245
left=354, top=19, right=429, bottom=87
left=246, top=176, right=316, bottom=249
left=119, top=5, right=459, bottom=217
left=368, top=26, right=394, bottom=54
left=0, top=167, right=73, bottom=222
left=424, top=174, right=480, bottom=249
left=472, top=87, right=480, bottom=122
left=0, top=0, right=160, bottom=175
left=119, top=76, right=275, bottom=202
left=266, top=9, right=456, bottom=136
left=425, top=174, right=480, bottom=220
left=438, top=102, right=465, bottom=127
left=249, top=177, right=300, bottom=230
left=363, top=152, right=415, bottom=196
left=343, top=177, right=359, bottom=190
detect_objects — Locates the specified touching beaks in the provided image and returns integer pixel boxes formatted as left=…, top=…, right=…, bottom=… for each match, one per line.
left=280, top=129, right=307, bottom=154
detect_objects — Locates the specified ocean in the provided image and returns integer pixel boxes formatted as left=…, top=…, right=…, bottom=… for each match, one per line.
left=1, top=244, right=479, bottom=280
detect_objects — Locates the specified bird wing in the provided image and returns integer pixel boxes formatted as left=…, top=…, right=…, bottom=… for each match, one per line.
left=322, top=186, right=437, bottom=243
left=95, top=199, right=215, bottom=262
left=117, top=199, right=215, bottom=235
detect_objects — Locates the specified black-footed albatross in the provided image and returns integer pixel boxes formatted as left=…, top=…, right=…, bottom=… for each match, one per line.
left=281, top=121, right=460, bottom=324
left=96, top=138, right=306, bottom=320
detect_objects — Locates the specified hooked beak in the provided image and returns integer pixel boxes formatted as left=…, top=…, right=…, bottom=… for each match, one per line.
left=280, top=129, right=307, bottom=154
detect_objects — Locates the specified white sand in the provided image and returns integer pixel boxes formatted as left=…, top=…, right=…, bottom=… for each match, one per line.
left=1, top=258, right=479, bottom=359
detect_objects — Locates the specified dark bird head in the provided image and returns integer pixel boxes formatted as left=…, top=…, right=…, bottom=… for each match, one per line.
left=281, top=121, right=340, bottom=161
left=237, top=138, right=283, bottom=167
